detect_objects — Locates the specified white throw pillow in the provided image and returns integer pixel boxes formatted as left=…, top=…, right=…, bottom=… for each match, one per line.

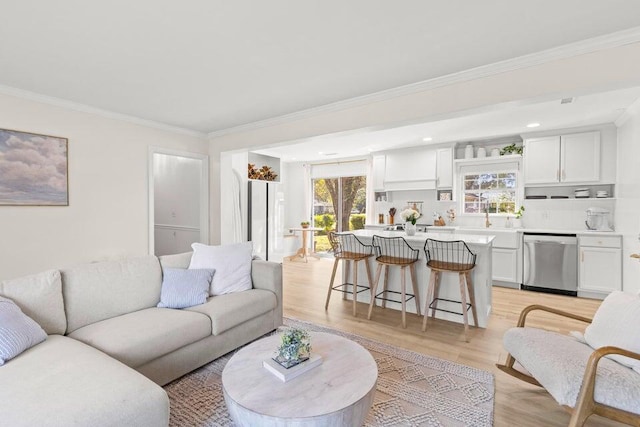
left=189, top=242, right=253, bottom=295
left=583, top=291, right=640, bottom=373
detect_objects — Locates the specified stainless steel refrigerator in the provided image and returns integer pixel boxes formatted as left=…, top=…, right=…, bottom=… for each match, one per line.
left=248, top=181, right=285, bottom=261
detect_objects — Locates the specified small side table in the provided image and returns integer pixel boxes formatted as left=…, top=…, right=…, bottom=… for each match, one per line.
left=288, top=227, right=323, bottom=262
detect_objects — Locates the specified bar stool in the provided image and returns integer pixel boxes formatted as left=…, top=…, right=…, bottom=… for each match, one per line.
left=367, top=235, right=421, bottom=328
left=325, top=232, right=374, bottom=316
left=422, top=239, right=478, bottom=342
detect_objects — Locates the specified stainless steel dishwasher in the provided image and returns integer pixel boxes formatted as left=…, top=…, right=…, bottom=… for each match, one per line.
left=522, top=233, right=578, bottom=296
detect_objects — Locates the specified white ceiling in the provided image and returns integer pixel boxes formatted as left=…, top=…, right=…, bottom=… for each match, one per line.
left=1, top=1, right=640, bottom=133
left=254, top=86, right=640, bottom=161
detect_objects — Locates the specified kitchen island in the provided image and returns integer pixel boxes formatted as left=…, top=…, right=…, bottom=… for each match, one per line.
left=347, top=230, right=494, bottom=328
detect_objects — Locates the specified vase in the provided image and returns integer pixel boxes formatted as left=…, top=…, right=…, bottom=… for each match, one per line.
left=405, top=222, right=417, bottom=236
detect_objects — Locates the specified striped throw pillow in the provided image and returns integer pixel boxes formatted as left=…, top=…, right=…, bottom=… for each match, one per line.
left=0, top=296, right=47, bottom=366
left=157, top=268, right=215, bottom=309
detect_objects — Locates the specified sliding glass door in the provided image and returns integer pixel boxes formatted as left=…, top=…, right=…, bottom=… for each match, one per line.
left=312, top=175, right=366, bottom=254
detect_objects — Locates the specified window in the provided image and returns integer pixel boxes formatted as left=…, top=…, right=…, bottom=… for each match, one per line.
left=458, top=161, right=520, bottom=214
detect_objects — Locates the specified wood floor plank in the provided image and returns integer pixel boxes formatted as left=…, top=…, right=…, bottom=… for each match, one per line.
left=282, top=257, right=625, bottom=427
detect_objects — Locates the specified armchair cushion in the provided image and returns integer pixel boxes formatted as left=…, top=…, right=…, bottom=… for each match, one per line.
left=504, top=327, right=640, bottom=414
left=584, top=291, right=640, bottom=373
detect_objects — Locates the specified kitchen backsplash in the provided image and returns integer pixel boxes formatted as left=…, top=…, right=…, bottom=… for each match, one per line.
left=374, top=190, right=616, bottom=231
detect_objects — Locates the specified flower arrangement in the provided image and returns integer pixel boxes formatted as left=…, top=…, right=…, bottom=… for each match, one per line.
left=400, top=208, right=421, bottom=225
left=300, top=221, right=310, bottom=228
left=275, top=328, right=311, bottom=368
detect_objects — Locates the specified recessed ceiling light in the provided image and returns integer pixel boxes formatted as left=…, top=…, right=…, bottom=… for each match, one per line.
left=318, top=151, right=323, bottom=155
left=526, top=123, right=540, bottom=128
left=422, top=137, right=433, bottom=142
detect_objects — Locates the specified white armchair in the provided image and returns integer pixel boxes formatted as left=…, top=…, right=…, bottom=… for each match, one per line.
left=497, top=292, right=640, bottom=427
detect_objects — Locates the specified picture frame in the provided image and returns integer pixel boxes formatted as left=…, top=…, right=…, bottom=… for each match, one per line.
left=437, top=190, right=452, bottom=201
left=0, top=128, right=69, bottom=206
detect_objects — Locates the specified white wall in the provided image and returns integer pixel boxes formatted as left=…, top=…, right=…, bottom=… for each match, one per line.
left=0, top=93, right=207, bottom=280
left=209, top=42, right=640, bottom=244
left=615, top=100, right=640, bottom=293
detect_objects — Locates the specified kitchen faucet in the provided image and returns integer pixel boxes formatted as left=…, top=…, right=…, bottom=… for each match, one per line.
left=485, top=210, right=491, bottom=228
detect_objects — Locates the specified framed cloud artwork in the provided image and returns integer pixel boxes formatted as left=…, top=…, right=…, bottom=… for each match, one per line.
left=0, top=128, right=69, bottom=206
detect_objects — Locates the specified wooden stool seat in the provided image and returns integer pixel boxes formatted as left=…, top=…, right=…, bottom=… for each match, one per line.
left=367, top=236, right=421, bottom=328
left=423, top=239, right=478, bottom=342
left=325, top=232, right=374, bottom=317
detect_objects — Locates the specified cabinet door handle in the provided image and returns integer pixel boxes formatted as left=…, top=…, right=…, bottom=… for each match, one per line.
left=557, top=170, right=560, bottom=181
left=581, top=251, right=584, bottom=262
left=631, top=253, right=640, bottom=259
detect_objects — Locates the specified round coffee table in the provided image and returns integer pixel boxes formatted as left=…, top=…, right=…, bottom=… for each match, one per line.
left=222, top=331, right=378, bottom=426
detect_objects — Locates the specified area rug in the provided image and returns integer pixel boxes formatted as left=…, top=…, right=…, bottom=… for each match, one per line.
left=164, top=318, right=494, bottom=426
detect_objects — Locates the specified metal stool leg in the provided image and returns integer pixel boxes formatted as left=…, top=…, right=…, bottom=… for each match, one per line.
left=459, top=272, right=470, bottom=342
left=325, top=257, right=340, bottom=310
left=367, top=263, right=383, bottom=320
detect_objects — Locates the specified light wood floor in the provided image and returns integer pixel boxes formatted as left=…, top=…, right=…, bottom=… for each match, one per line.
left=282, top=257, right=624, bottom=427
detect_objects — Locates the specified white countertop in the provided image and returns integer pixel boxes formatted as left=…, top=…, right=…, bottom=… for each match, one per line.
left=351, top=229, right=495, bottom=245
left=366, top=223, right=621, bottom=237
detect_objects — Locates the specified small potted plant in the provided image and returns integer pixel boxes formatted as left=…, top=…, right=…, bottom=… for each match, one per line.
left=274, top=328, right=311, bottom=368
left=513, top=206, right=525, bottom=228
left=300, top=221, right=310, bottom=229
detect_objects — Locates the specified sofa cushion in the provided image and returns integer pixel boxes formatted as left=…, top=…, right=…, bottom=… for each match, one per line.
left=189, top=242, right=253, bottom=295
left=61, top=255, right=162, bottom=334
left=159, top=251, right=193, bottom=269
left=68, top=307, right=211, bottom=368
left=186, top=289, right=276, bottom=335
left=157, top=268, right=214, bottom=309
left=0, top=270, right=66, bottom=334
left=504, top=327, right=640, bottom=414
left=0, top=335, right=168, bottom=427
left=584, top=291, right=640, bottom=373
left=0, top=296, right=47, bottom=366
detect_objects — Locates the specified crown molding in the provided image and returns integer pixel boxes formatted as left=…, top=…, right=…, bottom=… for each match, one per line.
left=0, top=85, right=207, bottom=139
left=208, top=26, right=640, bottom=139
left=615, top=94, right=640, bottom=127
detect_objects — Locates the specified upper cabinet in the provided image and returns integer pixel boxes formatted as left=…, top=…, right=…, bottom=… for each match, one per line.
left=524, top=131, right=600, bottom=185
left=436, top=147, right=453, bottom=188
left=383, top=147, right=437, bottom=190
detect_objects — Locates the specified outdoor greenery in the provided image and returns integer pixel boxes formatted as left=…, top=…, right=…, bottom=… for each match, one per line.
left=312, top=213, right=366, bottom=252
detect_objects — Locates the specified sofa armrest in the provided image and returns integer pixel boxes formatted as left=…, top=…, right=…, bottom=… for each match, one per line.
left=251, top=260, right=283, bottom=325
left=517, top=304, right=592, bottom=328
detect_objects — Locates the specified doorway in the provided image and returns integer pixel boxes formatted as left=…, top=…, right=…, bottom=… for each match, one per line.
left=312, top=175, right=366, bottom=253
left=148, top=148, right=209, bottom=256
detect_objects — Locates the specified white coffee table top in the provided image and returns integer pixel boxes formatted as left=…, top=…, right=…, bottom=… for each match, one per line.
left=222, top=331, right=378, bottom=420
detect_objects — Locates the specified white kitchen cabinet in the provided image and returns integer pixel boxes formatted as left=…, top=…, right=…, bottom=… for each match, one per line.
left=578, top=235, right=622, bottom=295
left=436, top=147, right=453, bottom=188
left=372, top=155, right=386, bottom=190
left=492, top=248, right=518, bottom=283
left=524, top=131, right=600, bottom=184
left=384, top=147, right=436, bottom=188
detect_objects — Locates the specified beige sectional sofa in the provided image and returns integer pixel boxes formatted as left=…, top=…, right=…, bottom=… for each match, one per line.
left=0, top=252, right=283, bottom=427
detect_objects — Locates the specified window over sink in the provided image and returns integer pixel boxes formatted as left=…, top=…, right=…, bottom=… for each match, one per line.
left=457, top=160, right=522, bottom=215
